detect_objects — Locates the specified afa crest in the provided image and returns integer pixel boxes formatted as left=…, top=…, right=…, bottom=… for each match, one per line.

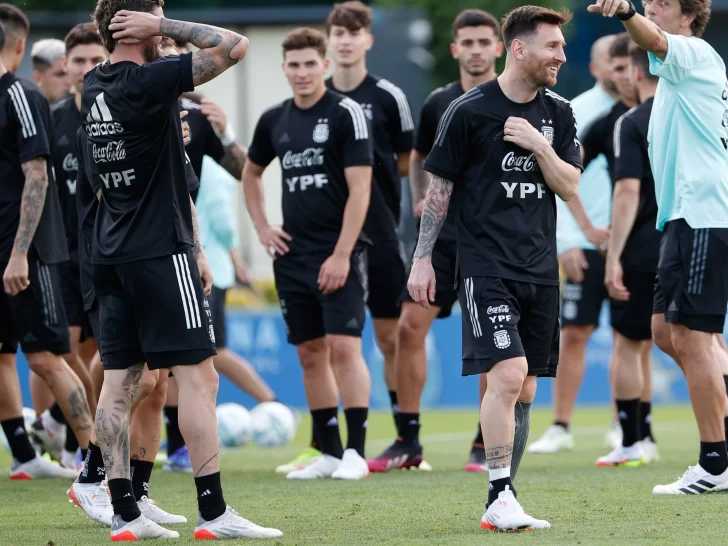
left=493, top=329, right=511, bottom=349
left=313, top=118, right=329, bottom=143
left=541, top=125, right=554, bottom=145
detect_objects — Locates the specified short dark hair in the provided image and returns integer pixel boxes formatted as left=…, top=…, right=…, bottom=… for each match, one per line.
left=452, top=9, right=501, bottom=40
left=93, top=0, right=164, bottom=53
left=678, top=0, right=711, bottom=37
left=0, top=4, right=30, bottom=42
left=0, top=20, right=5, bottom=52
left=326, top=1, right=372, bottom=35
left=501, top=5, right=573, bottom=49
left=608, top=32, right=632, bottom=58
left=282, top=27, right=326, bottom=59
left=65, top=23, right=104, bottom=56
left=630, top=42, right=658, bottom=82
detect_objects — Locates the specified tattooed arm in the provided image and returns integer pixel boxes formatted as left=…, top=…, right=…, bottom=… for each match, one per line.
left=408, top=150, right=429, bottom=217
left=219, top=143, right=247, bottom=180
left=412, top=174, right=454, bottom=260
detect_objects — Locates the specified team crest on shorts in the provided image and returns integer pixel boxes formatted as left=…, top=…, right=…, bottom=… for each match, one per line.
left=493, top=329, right=511, bottom=349
left=541, top=125, right=554, bottom=145
left=313, top=119, right=329, bottom=143
left=208, top=324, right=216, bottom=344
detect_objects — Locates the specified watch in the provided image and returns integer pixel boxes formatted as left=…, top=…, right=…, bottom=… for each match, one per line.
left=617, top=0, right=637, bottom=20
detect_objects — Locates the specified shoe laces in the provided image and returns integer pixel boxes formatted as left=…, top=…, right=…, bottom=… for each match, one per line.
left=675, top=465, right=702, bottom=485
left=139, top=496, right=158, bottom=508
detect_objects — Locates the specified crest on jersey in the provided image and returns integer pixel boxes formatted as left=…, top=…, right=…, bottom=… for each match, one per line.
left=361, top=103, right=373, bottom=120
left=541, top=125, right=554, bottom=145
left=493, top=329, right=511, bottom=350
left=313, top=119, right=329, bottom=143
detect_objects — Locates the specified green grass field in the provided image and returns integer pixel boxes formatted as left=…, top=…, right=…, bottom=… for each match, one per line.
left=0, top=406, right=724, bottom=545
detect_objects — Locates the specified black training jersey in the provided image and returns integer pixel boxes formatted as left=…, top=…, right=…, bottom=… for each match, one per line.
left=180, top=96, right=225, bottom=194
left=613, top=98, right=659, bottom=271
left=414, top=81, right=466, bottom=245
left=0, top=73, right=68, bottom=264
left=581, top=101, right=629, bottom=182
left=248, top=90, right=374, bottom=256
left=326, top=74, right=413, bottom=241
left=51, top=93, right=82, bottom=260
left=80, top=53, right=199, bottom=264
left=424, top=80, right=583, bottom=285
left=76, top=131, right=96, bottom=310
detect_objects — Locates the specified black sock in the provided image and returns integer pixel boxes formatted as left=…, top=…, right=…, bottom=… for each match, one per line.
left=699, top=441, right=728, bottom=476
left=65, top=424, right=79, bottom=453
left=78, top=441, right=106, bottom=484
left=725, top=417, right=728, bottom=450
left=399, top=412, right=420, bottom=446
left=311, top=408, right=344, bottom=459
left=640, top=402, right=654, bottom=442
left=49, top=402, right=66, bottom=425
left=554, top=420, right=569, bottom=431
left=344, top=407, right=368, bottom=458
left=195, top=471, right=227, bottom=522
left=472, top=421, right=484, bottom=450
left=81, top=447, right=88, bottom=461
left=130, top=459, right=154, bottom=500
left=108, top=478, right=141, bottom=523
left=616, top=398, right=641, bottom=447
left=310, top=419, right=321, bottom=451
left=1, top=418, right=36, bottom=463
left=487, top=476, right=515, bottom=506
left=388, top=391, right=400, bottom=436
left=164, top=407, right=185, bottom=455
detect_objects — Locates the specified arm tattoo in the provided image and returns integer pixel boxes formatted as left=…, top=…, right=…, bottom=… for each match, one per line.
left=219, top=143, right=247, bottom=180
left=412, top=175, right=453, bottom=260
left=409, top=155, right=428, bottom=203
left=484, top=444, right=514, bottom=470
left=190, top=197, right=203, bottom=258
left=195, top=452, right=219, bottom=477
left=13, top=158, right=48, bottom=254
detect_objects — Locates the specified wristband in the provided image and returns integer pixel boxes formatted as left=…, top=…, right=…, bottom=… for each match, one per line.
left=219, top=124, right=236, bottom=147
left=617, top=0, right=636, bottom=21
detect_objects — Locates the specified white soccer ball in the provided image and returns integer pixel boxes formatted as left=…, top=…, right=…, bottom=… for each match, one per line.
left=216, top=403, right=252, bottom=447
left=0, top=407, right=36, bottom=452
left=250, top=402, right=296, bottom=448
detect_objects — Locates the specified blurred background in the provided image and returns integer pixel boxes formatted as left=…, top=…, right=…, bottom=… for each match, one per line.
left=10, top=0, right=728, bottom=410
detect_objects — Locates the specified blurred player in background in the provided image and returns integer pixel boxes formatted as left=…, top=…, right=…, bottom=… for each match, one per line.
left=528, top=34, right=615, bottom=455
left=369, top=9, right=503, bottom=474
left=0, top=3, right=29, bottom=73
left=243, top=28, right=373, bottom=481
left=590, top=0, right=728, bottom=494
left=30, top=38, right=69, bottom=104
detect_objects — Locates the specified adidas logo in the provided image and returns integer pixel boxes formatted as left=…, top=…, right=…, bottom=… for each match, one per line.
left=327, top=417, right=338, bottom=427
left=58, top=134, right=70, bottom=147
left=668, top=301, right=678, bottom=312
left=345, top=318, right=359, bottom=329
left=85, top=92, right=124, bottom=136
left=362, top=420, right=368, bottom=429
left=13, top=426, right=25, bottom=436
left=618, top=411, right=628, bottom=420
left=200, top=489, right=212, bottom=497
left=706, top=452, right=720, bottom=457
left=279, top=132, right=290, bottom=143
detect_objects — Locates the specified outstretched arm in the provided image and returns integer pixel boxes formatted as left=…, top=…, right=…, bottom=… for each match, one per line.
left=588, top=0, right=667, bottom=59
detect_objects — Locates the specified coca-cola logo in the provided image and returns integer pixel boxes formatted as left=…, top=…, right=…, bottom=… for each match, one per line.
left=501, top=152, right=538, bottom=172
left=92, top=140, right=126, bottom=164
left=282, top=148, right=324, bottom=170
left=487, top=305, right=509, bottom=314
left=62, top=153, right=77, bottom=172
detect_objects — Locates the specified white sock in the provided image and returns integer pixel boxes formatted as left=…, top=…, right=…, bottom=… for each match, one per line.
left=489, top=466, right=511, bottom=481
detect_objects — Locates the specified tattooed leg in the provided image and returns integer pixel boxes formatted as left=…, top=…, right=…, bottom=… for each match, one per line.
left=95, top=364, right=144, bottom=480
left=171, top=359, right=221, bottom=477
left=130, top=369, right=167, bottom=463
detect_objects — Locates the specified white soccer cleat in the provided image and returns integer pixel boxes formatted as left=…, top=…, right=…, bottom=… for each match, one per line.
left=194, top=506, right=283, bottom=540
left=286, top=454, right=340, bottom=480
left=68, top=481, right=113, bottom=526
left=61, top=449, right=82, bottom=472
left=331, top=449, right=369, bottom=480
left=10, top=455, right=78, bottom=480
left=604, top=419, right=622, bottom=450
left=30, top=410, right=66, bottom=461
left=641, top=438, right=660, bottom=464
left=653, top=464, right=728, bottom=495
left=137, top=496, right=187, bottom=525
left=110, top=514, right=179, bottom=541
left=527, top=425, right=574, bottom=454
left=596, top=444, right=645, bottom=467
left=481, top=486, right=550, bottom=532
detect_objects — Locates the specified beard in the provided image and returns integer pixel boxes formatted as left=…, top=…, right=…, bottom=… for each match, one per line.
left=462, top=58, right=492, bottom=77
left=143, top=40, right=161, bottom=63
left=603, top=78, right=618, bottom=95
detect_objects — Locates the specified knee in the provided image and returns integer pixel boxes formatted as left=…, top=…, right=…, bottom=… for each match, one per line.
left=519, top=377, right=537, bottom=402
left=376, top=328, right=397, bottom=360
left=26, top=353, right=61, bottom=379
left=137, top=371, right=158, bottom=402
left=652, top=317, right=673, bottom=355
left=297, top=340, right=328, bottom=373
left=489, top=370, right=527, bottom=403
left=327, top=337, right=360, bottom=367
left=199, top=365, right=220, bottom=402
left=397, top=315, right=427, bottom=350
left=561, top=326, right=592, bottom=352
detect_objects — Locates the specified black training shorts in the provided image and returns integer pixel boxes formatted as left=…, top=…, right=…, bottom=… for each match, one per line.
left=610, top=268, right=655, bottom=341
left=402, top=239, right=459, bottom=319
left=561, top=249, right=607, bottom=328
left=59, top=259, right=94, bottom=340
left=366, top=239, right=406, bottom=319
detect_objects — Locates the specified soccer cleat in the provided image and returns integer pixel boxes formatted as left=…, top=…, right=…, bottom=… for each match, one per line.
left=366, top=441, right=423, bottom=473
left=596, top=444, right=645, bottom=467
left=527, top=425, right=574, bottom=454
left=110, top=514, right=179, bottom=541
left=61, top=449, right=83, bottom=472
left=30, top=411, right=65, bottom=461
left=641, top=438, right=660, bottom=464
left=463, top=447, right=488, bottom=472
left=10, top=455, right=78, bottom=480
left=652, top=463, right=728, bottom=495
left=286, top=454, right=340, bottom=479
left=274, top=447, right=322, bottom=474
left=69, top=481, right=113, bottom=526
left=331, top=449, right=369, bottom=480
left=137, top=496, right=187, bottom=525
left=604, top=419, right=622, bottom=450
left=481, top=486, right=551, bottom=532
left=163, top=446, right=193, bottom=473
left=194, top=506, right=283, bottom=540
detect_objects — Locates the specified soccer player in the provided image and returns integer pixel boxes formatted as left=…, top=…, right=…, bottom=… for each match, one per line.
left=0, top=3, right=29, bottom=73
left=590, top=0, right=728, bottom=493
left=0, top=8, right=94, bottom=481
left=528, top=34, right=616, bottom=455
left=243, top=27, right=373, bottom=480
left=81, top=2, right=282, bottom=539
left=595, top=43, right=660, bottom=467
left=31, top=39, right=70, bottom=104
left=369, top=9, right=504, bottom=473
left=323, top=0, right=413, bottom=456
left=409, top=6, right=581, bottom=530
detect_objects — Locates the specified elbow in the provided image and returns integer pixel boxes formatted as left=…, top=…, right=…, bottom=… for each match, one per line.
left=225, top=35, right=249, bottom=64
left=559, top=182, right=579, bottom=202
